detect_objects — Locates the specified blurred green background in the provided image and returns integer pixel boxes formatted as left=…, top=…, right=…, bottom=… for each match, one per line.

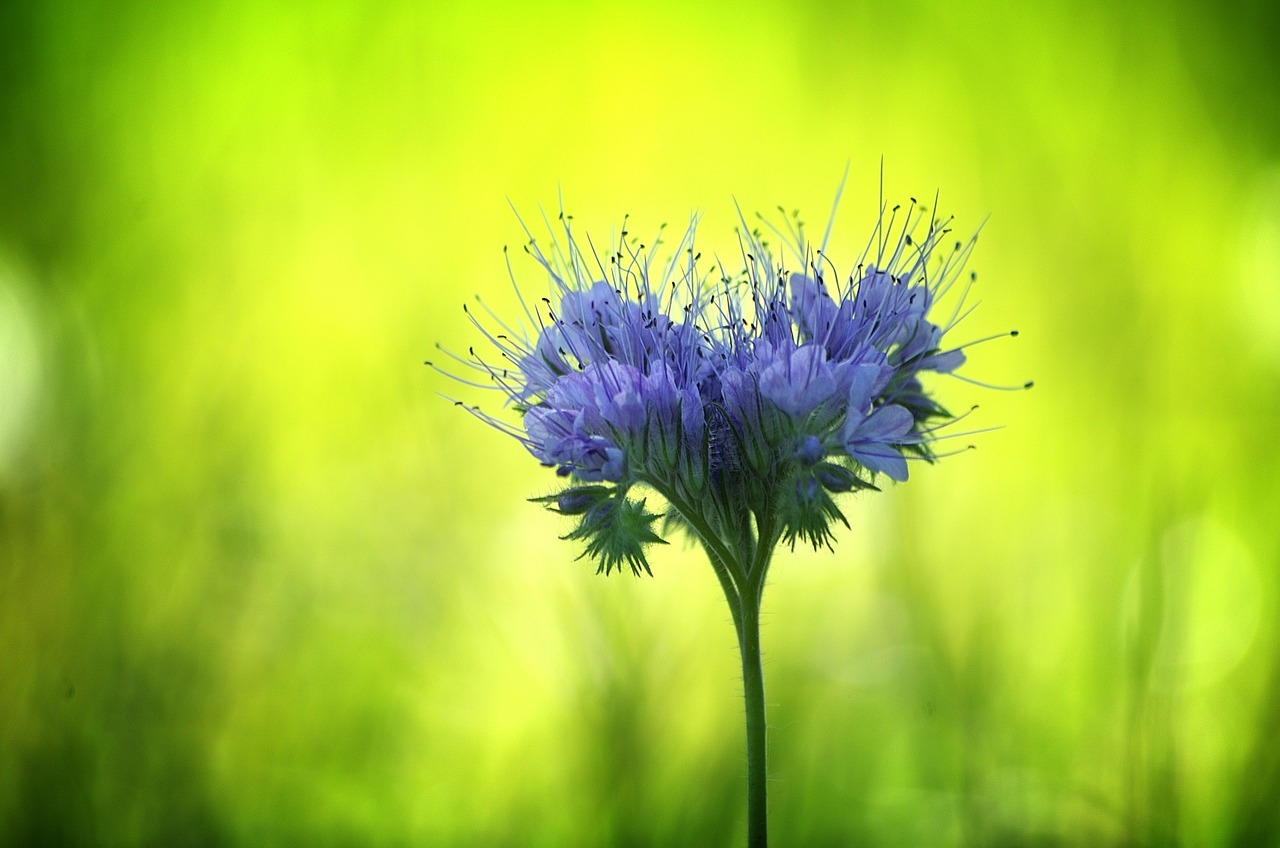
left=3, top=0, right=1279, bottom=845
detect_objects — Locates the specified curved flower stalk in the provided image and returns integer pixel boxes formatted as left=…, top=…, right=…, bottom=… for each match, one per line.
left=432, top=188, right=1024, bottom=847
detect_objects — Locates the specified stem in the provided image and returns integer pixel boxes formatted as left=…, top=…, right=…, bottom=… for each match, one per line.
left=646, top=483, right=745, bottom=639
left=740, top=580, right=768, bottom=848
left=649, top=477, right=771, bottom=845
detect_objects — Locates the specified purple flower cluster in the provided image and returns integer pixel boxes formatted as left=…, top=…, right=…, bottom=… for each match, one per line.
left=442, top=199, right=995, bottom=574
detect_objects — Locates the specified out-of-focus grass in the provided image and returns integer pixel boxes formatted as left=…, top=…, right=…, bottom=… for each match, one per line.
left=2, top=0, right=1278, bottom=845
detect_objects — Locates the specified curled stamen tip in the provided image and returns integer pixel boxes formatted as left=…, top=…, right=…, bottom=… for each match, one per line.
left=1009, top=330, right=1019, bottom=337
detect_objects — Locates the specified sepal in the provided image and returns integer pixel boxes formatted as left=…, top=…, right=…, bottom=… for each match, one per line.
left=778, top=474, right=851, bottom=552
left=561, top=494, right=668, bottom=576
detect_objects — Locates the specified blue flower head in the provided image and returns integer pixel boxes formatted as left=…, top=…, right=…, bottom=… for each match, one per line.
left=436, top=193, right=1021, bottom=575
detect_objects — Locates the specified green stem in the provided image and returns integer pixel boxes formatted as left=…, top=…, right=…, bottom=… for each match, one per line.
left=643, top=482, right=745, bottom=638
left=702, top=536, right=745, bottom=641
left=740, top=582, right=768, bottom=848
left=647, top=477, right=771, bottom=846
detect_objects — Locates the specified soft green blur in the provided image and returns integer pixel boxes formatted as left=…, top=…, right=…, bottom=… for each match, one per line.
left=2, top=1, right=1279, bottom=845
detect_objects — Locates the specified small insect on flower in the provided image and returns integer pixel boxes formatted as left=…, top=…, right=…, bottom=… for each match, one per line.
left=431, top=189, right=1021, bottom=574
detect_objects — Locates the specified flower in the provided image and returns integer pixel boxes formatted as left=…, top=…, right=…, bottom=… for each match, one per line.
left=431, top=189, right=1026, bottom=848
left=437, top=197, right=996, bottom=573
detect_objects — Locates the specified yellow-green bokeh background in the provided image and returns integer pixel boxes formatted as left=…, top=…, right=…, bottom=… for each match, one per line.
left=3, top=2, right=1279, bottom=845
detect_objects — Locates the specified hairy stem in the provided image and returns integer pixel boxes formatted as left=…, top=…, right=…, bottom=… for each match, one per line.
left=740, top=583, right=768, bottom=848
left=655, top=477, right=770, bottom=846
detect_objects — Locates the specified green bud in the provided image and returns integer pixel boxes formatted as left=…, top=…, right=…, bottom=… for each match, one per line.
left=562, top=495, right=667, bottom=576
left=778, top=475, right=850, bottom=552
left=814, top=462, right=856, bottom=492
left=529, top=485, right=612, bottom=516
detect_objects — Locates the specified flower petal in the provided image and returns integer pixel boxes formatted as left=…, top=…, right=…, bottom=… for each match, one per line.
left=857, top=404, right=914, bottom=441
left=852, top=443, right=909, bottom=482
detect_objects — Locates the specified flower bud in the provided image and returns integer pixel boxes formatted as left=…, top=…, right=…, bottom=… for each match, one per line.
left=563, top=495, right=668, bottom=576
left=558, top=489, right=602, bottom=515
left=794, top=435, right=824, bottom=467
left=814, top=462, right=857, bottom=493
left=529, top=485, right=611, bottom=516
